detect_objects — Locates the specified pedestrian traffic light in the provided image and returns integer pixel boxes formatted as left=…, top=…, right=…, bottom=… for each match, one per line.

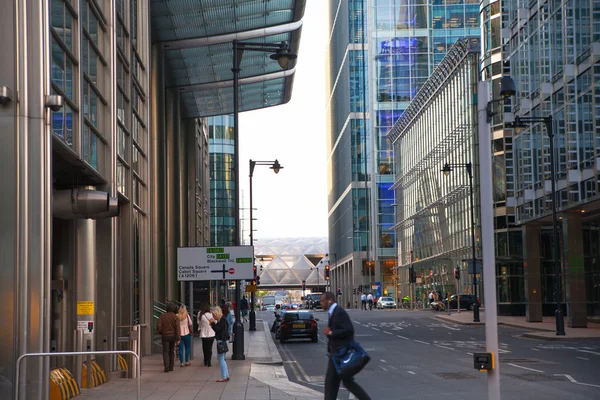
left=454, top=268, right=460, bottom=280
left=409, top=267, right=416, bottom=284
left=325, top=264, right=330, bottom=280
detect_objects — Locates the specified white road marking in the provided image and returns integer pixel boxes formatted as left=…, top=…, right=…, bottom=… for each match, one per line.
left=466, top=352, right=474, bottom=356
left=379, top=365, right=388, bottom=371
left=531, top=348, right=540, bottom=352
left=507, top=363, right=544, bottom=373
left=372, top=328, right=380, bottom=331
left=498, top=349, right=512, bottom=354
left=435, top=345, right=455, bottom=351
left=576, top=357, right=589, bottom=360
left=384, top=331, right=393, bottom=335
left=577, top=350, right=600, bottom=356
left=380, top=359, right=387, bottom=363
left=397, top=335, right=409, bottom=340
left=414, top=340, right=429, bottom=345
left=407, top=371, right=416, bottom=375
left=354, top=320, right=361, bottom=324
left=554, top=374, right=600, bottom=388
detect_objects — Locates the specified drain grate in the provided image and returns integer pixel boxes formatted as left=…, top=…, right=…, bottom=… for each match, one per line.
left=507, top=374, right=569, bottom=382
left=501, top=358, right=544, bottom=364
left=434, top=372, right=477, bottom=380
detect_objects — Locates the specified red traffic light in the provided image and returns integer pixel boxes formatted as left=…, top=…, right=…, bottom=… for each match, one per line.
left=325, top=265, right=330, bottom=271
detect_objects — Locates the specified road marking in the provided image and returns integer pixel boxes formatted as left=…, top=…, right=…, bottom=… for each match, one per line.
left=354, top=320, right=361, bottom=324
left=435, top=345, right=455, bottom=351
left=397, top=335, right=409, bottom=340
left=577, top=350, right=600, bottom=356
left=466, top=352, right=473, bottom=356
left=384, top=331, right=393, bottom=335
left=531, top=348, right=540, bottom=351
left=407, top=371, right=416, bottom=375
left=372, top=328, right=380, bottom=331
left=507, top=363, right=544, bottom=373
left=380, top=359, right=387, bottom=363
left=414, top=340, right=429, bottom=345
left=498, top=349, right=512, bottom=354
left=576, top=357, right=589, bottom=360
left=379, top=366, right=388, bottom=371
left=554, top=374, right=600, bottom=388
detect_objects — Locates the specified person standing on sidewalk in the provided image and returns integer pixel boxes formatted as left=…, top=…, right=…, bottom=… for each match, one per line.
left=209, top=306, right=230, bottom=382
left=157, top=302, right=181, bottom=373
left=360, top=293, right=366, bottom=310
left=223, top=303, right=234, bottom=343
left=198, top=303, right=215, bottom=367
left=320, top=292, right=371, bottom=400
left=177, top=305, right=193, bottom=367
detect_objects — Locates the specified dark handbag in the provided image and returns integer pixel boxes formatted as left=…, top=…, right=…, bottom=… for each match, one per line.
left=216, top=340, right=228, bottom=354
left=331, top=340, right=370, bottom=379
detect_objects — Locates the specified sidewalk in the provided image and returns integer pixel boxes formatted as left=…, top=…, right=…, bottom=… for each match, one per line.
left=435, top=311, right=600, bottom=340
left=77, top=320, right=322, bottom=400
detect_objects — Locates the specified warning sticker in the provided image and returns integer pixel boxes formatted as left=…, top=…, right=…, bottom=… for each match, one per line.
left=77, top=301, right=94, bottom=315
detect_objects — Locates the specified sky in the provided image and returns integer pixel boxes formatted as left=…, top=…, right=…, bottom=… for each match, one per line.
left=238, top=1, right=329, bottom=241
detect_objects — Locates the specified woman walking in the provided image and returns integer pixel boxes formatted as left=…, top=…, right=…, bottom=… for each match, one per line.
left=198, top=303, right=215, bottom=367
left=210, top=306, right=230, bottom=382
left=223, top=303, right=233, bottom=343
left=178, top=306, right=193, bottom=367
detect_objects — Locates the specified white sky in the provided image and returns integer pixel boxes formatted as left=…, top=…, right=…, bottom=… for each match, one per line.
left=239, top=1, right=329, bottom=241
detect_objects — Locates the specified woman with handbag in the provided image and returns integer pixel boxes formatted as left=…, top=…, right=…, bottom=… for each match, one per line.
left=197, top=303, right=215, bottom=367
left=209, top=306, right=230, bottom=382
left=177, top=306, right=193, bottom=367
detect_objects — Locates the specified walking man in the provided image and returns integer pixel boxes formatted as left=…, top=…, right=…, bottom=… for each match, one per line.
left=360, top=293, right=366, bottom=310
left=320, top=292, right=371, bottom=400
left=366, top=293, right=374, bottom=310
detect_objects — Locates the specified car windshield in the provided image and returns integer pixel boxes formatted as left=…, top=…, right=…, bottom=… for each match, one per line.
left=284, top=312, right=313, bottom=321
left=380, top=297, right=393, bottom=301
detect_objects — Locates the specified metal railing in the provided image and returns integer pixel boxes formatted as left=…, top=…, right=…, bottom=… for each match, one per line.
left=15, top=350, right=141, bottom=400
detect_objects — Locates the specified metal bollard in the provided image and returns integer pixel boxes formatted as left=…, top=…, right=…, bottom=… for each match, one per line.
left=86, top=338, right=92, bottom=389
left=130, top=326, right=139, bottom=379
left=103, top=336, right=109, bottom=376
left=73, top=329, right=84, bottom=389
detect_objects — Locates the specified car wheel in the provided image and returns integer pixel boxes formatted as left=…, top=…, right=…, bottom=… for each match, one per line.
left=280, top=336, right=286, bottom=344
left=311, top=334, right=318, bottom=343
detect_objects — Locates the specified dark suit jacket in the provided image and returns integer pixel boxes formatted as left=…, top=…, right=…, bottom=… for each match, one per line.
left=327, top=305, right=354, bottom=354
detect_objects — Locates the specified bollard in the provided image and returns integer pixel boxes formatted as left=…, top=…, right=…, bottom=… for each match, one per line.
left=74, top=329, right=84, bottom=389
left=103, top=336, right=109, bottom=376
left=131, top=326, right=139, bottom=379
left=86, top=338, right=92, bottom=389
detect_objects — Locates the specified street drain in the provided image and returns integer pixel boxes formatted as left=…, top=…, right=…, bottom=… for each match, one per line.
left=507, top=374, right=569, bottom=382
left=434, top=372, right=477, bottom=380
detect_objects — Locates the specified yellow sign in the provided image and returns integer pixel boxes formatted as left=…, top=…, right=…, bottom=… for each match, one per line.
left=77, top=301, right=94, bottom=315
left=245, top=285, right=257, bottom=293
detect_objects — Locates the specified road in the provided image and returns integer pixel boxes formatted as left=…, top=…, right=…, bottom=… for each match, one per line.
left=260, top=309, right=600, bottom=399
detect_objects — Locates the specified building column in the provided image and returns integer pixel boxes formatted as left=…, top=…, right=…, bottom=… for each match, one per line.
left=523, top=223, right=543, bottom=322
left=562, top=212, right=587, bottom=327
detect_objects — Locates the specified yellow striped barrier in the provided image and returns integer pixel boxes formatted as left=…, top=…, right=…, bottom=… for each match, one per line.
left=49, top=367, right=80, bottom=400
left=81, top=360, right=107, bottom=388
left=117, top=354, right=128, bottom=371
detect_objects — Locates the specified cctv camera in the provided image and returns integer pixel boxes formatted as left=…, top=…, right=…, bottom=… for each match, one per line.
left=45, top=95, right=63, bottom=112
left=0, top=86, right=13, bottom=106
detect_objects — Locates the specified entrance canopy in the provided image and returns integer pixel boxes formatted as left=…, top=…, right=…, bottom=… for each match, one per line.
left=151, top=0, right=306, bottom=118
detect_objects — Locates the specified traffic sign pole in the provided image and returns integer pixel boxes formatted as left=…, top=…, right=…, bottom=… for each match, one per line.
left=232, top=279, right=245, bottom=360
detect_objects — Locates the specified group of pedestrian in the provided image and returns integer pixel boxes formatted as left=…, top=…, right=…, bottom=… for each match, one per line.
left=359, top=292, right=375, bottom=310
left=156, top=301, right=234, bottom=382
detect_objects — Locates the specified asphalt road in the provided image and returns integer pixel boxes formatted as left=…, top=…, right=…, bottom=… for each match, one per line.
left=260, top=309, right=600, bottom=399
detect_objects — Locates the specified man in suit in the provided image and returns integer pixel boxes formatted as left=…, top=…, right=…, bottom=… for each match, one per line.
left=320, top=292, right=371, bottom=400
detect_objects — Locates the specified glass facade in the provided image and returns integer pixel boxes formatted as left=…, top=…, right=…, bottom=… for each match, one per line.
left=389, top=41, right=480, bottom=298
left=209, top=115, right=236, bottom=247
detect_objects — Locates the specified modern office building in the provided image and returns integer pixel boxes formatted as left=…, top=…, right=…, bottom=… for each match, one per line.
left=481, top=0, right=600, bottom=322
left=326, top=0, right=479, bottom=306
left=1, top=1, right=305, bottom=397
left=388, top=38, right=481, bottom=303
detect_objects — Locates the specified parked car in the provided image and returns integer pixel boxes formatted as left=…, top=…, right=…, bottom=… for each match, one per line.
left=444, top=294, right=480, bottom=310
left=304, top=293, right=323, bottom=309
left=376, top=296, right=397, bottom=309
left=278, top=311, right=319, bottom=343
left=262, top=305, right=276, bottom=311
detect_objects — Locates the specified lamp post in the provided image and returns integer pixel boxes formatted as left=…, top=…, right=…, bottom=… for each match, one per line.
left=231, top=40, right=296, bottom=360
left=506, top=115, right=565, bottom=336
left=441, top=162, right=480, bottom=322
left=249, top=159, right=283, bottom=331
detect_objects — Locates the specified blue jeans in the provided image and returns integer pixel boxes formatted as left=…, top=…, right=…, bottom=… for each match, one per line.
left=216, top=342, right=229, bottom=379
left=178, top=334, right=191, bottom=363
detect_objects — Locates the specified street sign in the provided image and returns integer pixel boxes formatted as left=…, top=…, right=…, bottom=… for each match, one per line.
left=177, top=246, right=254, bottom=281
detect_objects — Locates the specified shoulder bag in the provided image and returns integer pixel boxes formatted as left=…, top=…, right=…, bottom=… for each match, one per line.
left=331, top=340, right=370, bottom=379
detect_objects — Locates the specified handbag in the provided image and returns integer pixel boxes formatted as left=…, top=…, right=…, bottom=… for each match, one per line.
left=331, top=340, right=370, bottom=379
left=217, top=340, right=228, bottom=354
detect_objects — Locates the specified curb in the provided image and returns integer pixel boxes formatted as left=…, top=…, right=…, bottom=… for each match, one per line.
left=521, top=332, right=600, bottom=341
left=261, top=320, right=283, bottom=365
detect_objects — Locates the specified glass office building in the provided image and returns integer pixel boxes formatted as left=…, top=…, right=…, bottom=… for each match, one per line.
left=327, top=0, right=479, bottom=305
left=482, top=0, right=600, bottom=323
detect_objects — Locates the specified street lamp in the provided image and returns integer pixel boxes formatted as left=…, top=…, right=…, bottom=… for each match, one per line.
left=249, top=159, right=283, bottom=331
left=231, top=40, right=296, bottom=360
left=313, top=261, right=322, bottom=293
left=504, top=79, right=565, bottom=336
left=441, top=162, right=480, bottom=323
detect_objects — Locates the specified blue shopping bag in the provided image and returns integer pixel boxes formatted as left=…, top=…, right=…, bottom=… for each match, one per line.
left=331, top=340, right=371, bottom=379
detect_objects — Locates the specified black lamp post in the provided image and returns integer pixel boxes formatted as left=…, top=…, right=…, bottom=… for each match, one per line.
left=249, top=159, right=283, bottom=331
left=231, top=40, right=296, bottom=360
left=507, top=115, right=565, bottom=336
left=442, top=162, right=480, bottom=322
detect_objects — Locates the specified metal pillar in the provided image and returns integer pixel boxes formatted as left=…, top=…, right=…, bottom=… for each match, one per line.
left=466, top=164, right=480, bottom=323
left=249, top=161, right=256, bottom=331
left=75, top=216, right=97, bottom=347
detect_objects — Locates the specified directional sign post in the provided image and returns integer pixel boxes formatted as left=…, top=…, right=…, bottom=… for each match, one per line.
left=177, top=246, right=254, bottom=281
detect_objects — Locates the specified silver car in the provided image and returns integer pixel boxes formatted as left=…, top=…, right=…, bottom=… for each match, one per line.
left=376, top=296, right=397, bottom=309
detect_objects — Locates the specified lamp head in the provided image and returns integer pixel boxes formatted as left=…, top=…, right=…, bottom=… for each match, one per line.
left=507, top=117, right=528, bottom=134
left=441, top=163, right=452, bottom=176
left=270, top=159, right=283, bottom=174
left=499, top=76, right=516, bottom=98
left=269, top=42, right=297, bottom=69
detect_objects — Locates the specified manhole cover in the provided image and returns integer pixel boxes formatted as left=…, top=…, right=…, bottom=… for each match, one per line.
left=507, top=374, right=569, bottom=382
left=501, top=358, right=543, bottom=364
left=434, top=372, right=477, bottom=380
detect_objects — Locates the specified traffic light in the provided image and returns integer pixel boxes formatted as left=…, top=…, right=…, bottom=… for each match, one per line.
left=409, top=267, right=416, bottom=284
left=325, top=264, right=330, bottom=281
left=353, top=288, right=357, bottom=295
left=302, top=280, right=306, bottom=290
left=454, top=268, right=460, bottom=280
left=256, top=276, right=261, bottom=286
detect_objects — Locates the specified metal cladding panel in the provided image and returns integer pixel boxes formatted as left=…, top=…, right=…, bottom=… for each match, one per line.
left=152, top=0, right=302, bottom=42
left=180, top=75, right=294, bottom=118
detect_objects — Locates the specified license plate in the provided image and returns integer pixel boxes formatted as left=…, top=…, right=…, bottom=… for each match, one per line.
left=293, top=323, right=304, bottom=329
